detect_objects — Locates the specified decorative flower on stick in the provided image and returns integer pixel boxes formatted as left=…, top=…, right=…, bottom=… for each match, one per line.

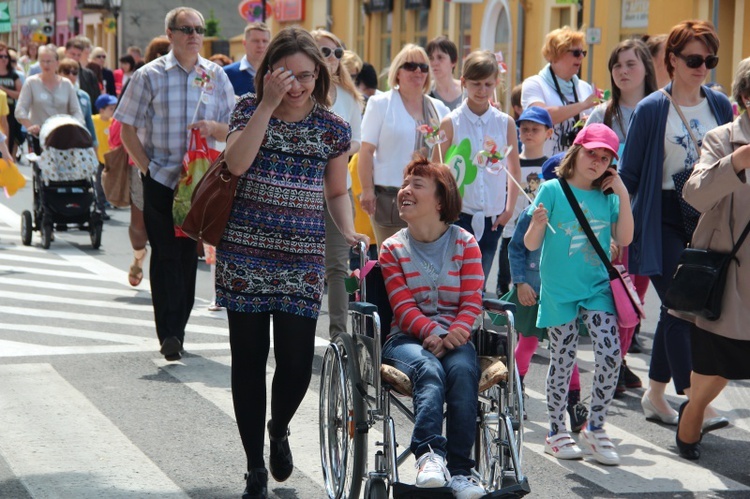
left=474, top=136, right=556, bottom=233
left=190, top=65, right=216, bottom=126
left=417, top=122, right=447, bottom=162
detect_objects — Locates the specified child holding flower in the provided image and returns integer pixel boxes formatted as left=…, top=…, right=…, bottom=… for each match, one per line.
left=437, top=50, right=522, bottom=278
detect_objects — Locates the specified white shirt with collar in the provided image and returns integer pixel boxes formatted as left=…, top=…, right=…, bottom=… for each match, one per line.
left=448, top=101, right=510, bottom=237
left=238, top=56, right=257, bottom=78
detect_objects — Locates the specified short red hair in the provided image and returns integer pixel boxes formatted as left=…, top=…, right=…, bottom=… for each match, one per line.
left=665, top=20, right=719, bottom=79
left=402, top=157, right=462, bottom=223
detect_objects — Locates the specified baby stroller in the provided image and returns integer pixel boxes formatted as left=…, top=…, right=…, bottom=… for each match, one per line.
left=21, top=115, right=103, bottom=249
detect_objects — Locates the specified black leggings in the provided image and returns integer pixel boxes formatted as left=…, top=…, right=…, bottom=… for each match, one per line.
left=228, top=309, right=317, bottom=470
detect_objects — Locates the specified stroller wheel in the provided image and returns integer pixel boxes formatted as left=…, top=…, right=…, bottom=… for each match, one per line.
left=21, top=211, right=33, bottom=246
left=90, top=222, right=102, bottom=249
left=41, top=223, right=53, bottom=249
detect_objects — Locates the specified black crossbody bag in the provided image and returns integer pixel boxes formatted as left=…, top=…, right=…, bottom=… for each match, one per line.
left=664, top=196, right=750, bottom=321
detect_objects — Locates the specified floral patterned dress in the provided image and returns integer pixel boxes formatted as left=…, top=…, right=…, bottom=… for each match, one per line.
left=215, top=95, right=351, bottom=318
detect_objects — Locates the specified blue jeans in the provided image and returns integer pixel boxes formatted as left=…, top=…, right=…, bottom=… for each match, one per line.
left=455, top=213, right=503, bottom=280
left=647, top=191, right=693, bottom=394
left=382, top=333, right=479, bottom=476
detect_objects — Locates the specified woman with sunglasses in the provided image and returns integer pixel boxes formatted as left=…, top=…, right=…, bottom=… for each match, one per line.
left=310, top=29, right=365, bottom=337
left=15, top=46, right=83, bottom=155
left=620, top=20, right=732, bottom=430
left=521, top=26, right=598, bottom=157
left=359, top=44, right=449, bottom=245
left=0, top=42, right=23, bottom=159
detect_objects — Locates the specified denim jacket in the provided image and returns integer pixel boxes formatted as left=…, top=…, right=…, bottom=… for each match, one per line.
left=508, top=208, right=541, bottom=293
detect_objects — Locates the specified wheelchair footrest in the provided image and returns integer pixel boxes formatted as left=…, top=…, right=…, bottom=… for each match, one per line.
left=392, top=482, right=453, bottom=498
left=481, top=477, right=531, bottom=498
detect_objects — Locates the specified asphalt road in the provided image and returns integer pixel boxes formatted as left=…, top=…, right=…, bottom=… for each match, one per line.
left=0, top=164, right=748, bottom=498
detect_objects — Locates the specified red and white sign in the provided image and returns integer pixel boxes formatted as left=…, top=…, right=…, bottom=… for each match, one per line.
left=274, top=0, right=304, bottom=22
left=238, top=0, right=273, bottom=23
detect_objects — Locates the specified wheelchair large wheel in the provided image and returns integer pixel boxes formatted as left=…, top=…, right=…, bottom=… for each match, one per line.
left=320, top=333, right=367, bottom=499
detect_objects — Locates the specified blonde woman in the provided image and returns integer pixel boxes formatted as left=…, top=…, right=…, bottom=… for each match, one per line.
left=311, top=29, right=364, bottom=336
left=521, top=26, right=598, bottom=157
left=359, top=44, right=450, bottom=245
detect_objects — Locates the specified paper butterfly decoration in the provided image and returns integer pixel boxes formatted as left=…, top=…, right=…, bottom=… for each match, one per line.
left=474, top=136, right=513, bottom=174
left=494, top=51, right=508, bottom=74
left=193, top=65, right=216, bottom=95
left=416, top=122, right=447, bottom=147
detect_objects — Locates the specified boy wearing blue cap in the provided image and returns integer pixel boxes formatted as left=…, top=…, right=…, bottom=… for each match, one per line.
left=92, top=94, right=119, bottom=220
left=498, top=106, right=554, bottom=296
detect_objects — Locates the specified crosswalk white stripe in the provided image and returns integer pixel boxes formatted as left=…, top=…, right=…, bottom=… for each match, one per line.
left=523, top=386, right=749, bottom=493
left=0, top=252, right=89, bottom=267
left=0, top=276, right=141, bottom=296
left=0, top=289, right=155, bottom=313
left=0, top=264, right=112, bottom=281
left=0, top=305, right=228, bottom=335
left=0, top=363, right=189, bottom=498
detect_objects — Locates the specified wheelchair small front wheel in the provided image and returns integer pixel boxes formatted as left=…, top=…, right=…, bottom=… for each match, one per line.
left=319, top=333, right=367, bottom=499
left=364, top=477, right=388, bottom=499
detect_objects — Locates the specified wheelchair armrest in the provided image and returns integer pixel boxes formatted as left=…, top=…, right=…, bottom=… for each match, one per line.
left=348, top=301, right=378, bottom=315
left=483, top=299, right=516, bottom=314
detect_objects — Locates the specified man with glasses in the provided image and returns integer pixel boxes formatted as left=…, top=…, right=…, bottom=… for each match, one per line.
left=115, top=6, right=235, bottom=361
left=224, top=22, right=270, bottom=97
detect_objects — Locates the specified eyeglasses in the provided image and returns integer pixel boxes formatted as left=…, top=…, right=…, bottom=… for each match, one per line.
left=94, top=54, right=107, bottom=59
left=60, top=69, right=79, bottom=76
left=321, top=46, right=344, bottom=60
left=271, top=68, right=317, bottom=84
left=400, top=61, right=429, bottom=73
left=677, top=53, right=719, bottom=70
left=568, top=49, right=588, bottom=58
left=171, top=25, right=206, bottom=35
left=0, top=55, right=8, bottom=60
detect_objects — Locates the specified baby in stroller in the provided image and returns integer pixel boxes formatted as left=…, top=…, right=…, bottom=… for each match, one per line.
left=21, top=115, right=103, bottom=249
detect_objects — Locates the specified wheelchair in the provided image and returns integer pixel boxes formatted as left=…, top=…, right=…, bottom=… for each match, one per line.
left=319, top=243, right=530, bottom=499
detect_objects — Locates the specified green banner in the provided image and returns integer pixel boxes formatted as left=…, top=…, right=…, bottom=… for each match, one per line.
left=0, top=3, right=10, bottom=33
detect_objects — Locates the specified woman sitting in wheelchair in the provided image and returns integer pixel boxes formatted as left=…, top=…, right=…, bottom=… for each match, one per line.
left=379, top=157, right=486, bottom=499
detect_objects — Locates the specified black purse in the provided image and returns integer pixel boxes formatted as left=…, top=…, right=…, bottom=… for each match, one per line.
left=664, top=202, right=750, bottom=321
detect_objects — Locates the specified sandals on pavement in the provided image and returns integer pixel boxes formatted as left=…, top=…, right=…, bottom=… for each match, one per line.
left=128, top=248, right=147, bottom=287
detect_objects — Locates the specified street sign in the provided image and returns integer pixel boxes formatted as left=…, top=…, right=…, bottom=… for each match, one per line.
left=586, top=27, right=601, bottom=45
left=0, top=2, right=11, bottom=33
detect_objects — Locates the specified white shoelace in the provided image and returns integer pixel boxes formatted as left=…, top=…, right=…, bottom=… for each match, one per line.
left=415, top=445, right=451, bottom=480
left=451, top=475, right=483, bottom=491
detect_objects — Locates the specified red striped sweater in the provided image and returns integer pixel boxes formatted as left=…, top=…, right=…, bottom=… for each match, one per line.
left=380, top=226, right=484, bottom=340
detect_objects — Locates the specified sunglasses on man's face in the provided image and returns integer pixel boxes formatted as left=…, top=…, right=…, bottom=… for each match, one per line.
left=677, top=53, right=719, bottom=70
left=568, top=49, right=588, bottom=58
left=321, top=46, right=344, bottom=60
left=171, top=25, right=205, bottom=35
left=401, top=61, right=429, bottom=73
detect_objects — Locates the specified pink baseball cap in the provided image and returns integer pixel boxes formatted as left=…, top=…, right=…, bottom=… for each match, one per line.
left=573, top=123, right=620, bottom=160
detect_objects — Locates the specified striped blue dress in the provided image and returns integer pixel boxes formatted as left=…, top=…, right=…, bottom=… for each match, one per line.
left=215, top=95, right=351, bottom=318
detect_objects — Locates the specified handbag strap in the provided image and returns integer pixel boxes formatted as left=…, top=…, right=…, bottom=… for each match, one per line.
left=727, top=216, right=750, bottom=261
left=660, top=88, right=701, bottom=159
left=550, top=65, right=580, bottom=124
left=559, top=177, right=618, bottom=279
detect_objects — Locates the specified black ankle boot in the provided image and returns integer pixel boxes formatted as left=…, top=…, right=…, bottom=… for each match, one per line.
left=676, top=401, right=701, bottom=460
left=243, top=468, right=268, bottom=499
left=267, top=420, right=293, bottom=482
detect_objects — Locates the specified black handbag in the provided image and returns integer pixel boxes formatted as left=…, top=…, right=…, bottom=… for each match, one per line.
left=664, top=206, right=750, bottom=321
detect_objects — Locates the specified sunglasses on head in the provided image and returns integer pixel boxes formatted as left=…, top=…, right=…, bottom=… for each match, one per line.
left=321, top=46, right=344, bottom=59
left=677, top=53, right=719, bottom=70
left=401, top=61, right=429, bottom=73
left=568, top=49, right=588, bottom=58
left=171, top=25, right=205, bottom=35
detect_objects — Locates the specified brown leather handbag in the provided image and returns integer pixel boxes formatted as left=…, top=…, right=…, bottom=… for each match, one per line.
left=101, top=146, right=131, bottom=208
left=181, top=152, right=239, bottom=247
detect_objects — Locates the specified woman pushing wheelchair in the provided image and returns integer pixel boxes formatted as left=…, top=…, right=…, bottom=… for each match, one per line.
left=379, top=156, right=487, bottom=499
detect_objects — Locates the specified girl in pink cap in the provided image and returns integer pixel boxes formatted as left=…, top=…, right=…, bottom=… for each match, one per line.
left=525, top=123, right=634, bottom=466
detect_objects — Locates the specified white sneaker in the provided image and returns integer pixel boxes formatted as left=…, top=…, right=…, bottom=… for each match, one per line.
left=581, top=427, right=620, bottom=465
left=544, top=432, right=583, bottom=460
left=449, top=474, right=485, bottom=499
left=415, top=447, right=450, bottom=488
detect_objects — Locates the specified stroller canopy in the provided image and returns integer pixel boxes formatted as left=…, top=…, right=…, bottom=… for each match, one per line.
left=40, top=115, right=94, bottom=150
left=36, top=115, right=99, bottom=184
